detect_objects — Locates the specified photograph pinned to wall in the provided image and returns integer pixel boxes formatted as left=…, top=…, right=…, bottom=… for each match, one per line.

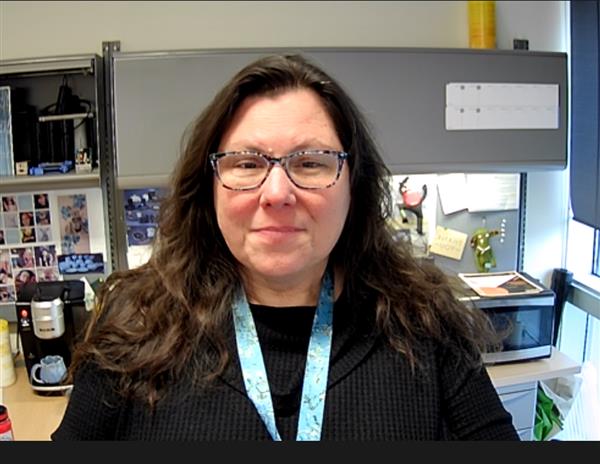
left=0, top=271, right=12, bottom=286
left=0, top=249, right=15, bottom=302
left=37, top=267, right=60, bottom=282
left=35, top=209, right=51, bottom=225
left=34, top=193, right=49, bottom=209
left=123, top=188, right=168, bottom=268
left=19, top=211, right=34, bottom=227
left=14, top=268, right=36, bottom=294
left=57, top=253, right=104, bottom=275
left=124, top=188, right=166, bottom=245
left=36, top=226, right=52, bottom=242
left=58, top=194, right=90, bottom=254
left=0, top=250, right=12, bottom=282
left=1, top=195, right=17, bottom=212
left=34, top=245, right=57, bottom=267
left=10, top=246, right=35, bottom=269
left=0, top=285, right=15, bottom=303
left=21, top=227, right=36, bottom=243
left=127, top=226, right=156, bottom=246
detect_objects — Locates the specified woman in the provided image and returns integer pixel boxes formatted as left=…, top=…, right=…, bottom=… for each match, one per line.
left=20, top=211, right=34, bottom=227
left=53, top=54, right=517, bottom=441
left=15, top=269, right=36, bottom=293
left=16, top=248, right=35, bottom=268
left=34, top=193, right=49, bottom=209
left=2, top=196, right=17, bottom=212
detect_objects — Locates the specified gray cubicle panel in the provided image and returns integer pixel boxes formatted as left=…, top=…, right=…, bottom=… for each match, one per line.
left=432, top=194, right=520, bottom=274
left=111, top=47, right=567, bottom=188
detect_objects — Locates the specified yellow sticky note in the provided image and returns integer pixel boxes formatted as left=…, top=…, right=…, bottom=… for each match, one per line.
left=429, top=226, right=468, bottom=261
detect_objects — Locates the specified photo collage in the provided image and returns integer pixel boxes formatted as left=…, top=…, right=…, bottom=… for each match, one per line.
left=0, top=192, right=91, bottom=303
left=1, top=193, right=59, bottom=302
left=124, top=188, right=167, bottom=247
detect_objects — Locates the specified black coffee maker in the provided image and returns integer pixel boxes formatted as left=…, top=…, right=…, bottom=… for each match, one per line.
left=15, top=280, right=90, bottom=395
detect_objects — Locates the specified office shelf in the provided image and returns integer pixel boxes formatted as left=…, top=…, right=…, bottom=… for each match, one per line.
left=0, top=168, right=100, bottom=193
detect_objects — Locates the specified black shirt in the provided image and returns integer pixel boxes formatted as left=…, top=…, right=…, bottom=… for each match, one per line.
left=52, top=292, right=519, bottom=440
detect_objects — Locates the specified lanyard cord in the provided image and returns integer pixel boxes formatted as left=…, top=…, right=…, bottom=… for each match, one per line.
left=232, top=270, right=334, bottom=441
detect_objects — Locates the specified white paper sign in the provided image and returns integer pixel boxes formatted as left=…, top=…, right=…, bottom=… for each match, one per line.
left=445, top=83, right=559, bottom=130
left=437, top=173, right=468, bottom=215
left=466, top=173, right=520, bottom=212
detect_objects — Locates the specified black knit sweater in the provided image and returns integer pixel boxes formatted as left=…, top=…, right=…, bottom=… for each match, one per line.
left=52, top=293, right=519, bottom=441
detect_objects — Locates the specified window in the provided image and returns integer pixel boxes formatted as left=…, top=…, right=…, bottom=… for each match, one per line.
left=593, top=228, right=599, bottom=277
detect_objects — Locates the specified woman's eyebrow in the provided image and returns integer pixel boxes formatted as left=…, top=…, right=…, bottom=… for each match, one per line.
left=223, top=137, right=337, bottom=153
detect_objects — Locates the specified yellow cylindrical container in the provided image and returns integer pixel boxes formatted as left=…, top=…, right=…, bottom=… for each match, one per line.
left=468, top=1, right=496, bottom=49
left=0, top=319, right=16, bottom=387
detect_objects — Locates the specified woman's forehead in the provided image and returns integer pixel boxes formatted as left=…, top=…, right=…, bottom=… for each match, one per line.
left=220, top=89, right=339, bottom=151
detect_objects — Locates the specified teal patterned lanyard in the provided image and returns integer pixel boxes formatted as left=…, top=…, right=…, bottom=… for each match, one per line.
left=232, top=270, right=334, bottom=441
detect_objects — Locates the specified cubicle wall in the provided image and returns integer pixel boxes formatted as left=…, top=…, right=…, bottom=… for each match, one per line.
left=108, top=47, right=567, bottom=274
left=112, top=48, right=567, bottom=185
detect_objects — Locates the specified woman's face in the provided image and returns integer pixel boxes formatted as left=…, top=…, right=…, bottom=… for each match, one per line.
left=214, top=88, right=351, bottom=284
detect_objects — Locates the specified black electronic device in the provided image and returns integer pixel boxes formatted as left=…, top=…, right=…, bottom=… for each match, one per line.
left=9, top=87, right=40, bottom=169
left=36, top=76, right=94, bottom=166
left=15, top=280, right=90, bottom=395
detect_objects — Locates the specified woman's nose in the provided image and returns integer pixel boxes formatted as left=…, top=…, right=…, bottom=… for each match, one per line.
left=259, top=165, right=297, bottom=208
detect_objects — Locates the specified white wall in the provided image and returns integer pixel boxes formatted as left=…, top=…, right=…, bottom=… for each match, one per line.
left=0, top=1, right=469, bottom=58
left=0, top=0, right=570, bottom=284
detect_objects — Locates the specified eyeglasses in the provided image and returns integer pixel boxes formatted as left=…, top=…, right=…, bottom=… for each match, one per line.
left=209, top=149, right=348, bottom=191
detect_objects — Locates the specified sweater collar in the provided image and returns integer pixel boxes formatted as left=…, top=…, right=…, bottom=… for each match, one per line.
left=218, top=290, right=380, bottom=394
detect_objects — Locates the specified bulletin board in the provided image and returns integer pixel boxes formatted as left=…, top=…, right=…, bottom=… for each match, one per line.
left=388, top=173, right=521, bottom=275
left=0, top=187, right=107, bottom=321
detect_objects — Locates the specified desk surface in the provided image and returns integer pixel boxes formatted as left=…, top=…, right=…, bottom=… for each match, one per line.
left=1, top=357, right=68, bottom=441
left=486, top=347, right=581, bottom=388
left=0, top=348, right=581, bottom=440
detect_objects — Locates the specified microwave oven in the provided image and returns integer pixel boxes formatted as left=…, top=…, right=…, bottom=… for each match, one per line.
left=457, top=275, right=555, bottom=365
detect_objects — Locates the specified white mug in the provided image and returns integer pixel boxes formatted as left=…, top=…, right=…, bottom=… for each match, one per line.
left=31, top=354, right=67, bottom=385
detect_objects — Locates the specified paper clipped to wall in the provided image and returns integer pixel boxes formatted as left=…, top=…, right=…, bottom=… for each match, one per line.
left=429, top=226, right=468, bottom=261
left=445, top=82, right=559, bottom=130
left=437, top=173, right=519, bottom=215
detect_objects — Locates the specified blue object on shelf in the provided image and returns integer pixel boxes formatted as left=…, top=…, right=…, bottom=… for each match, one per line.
left=29, top=160, right=73, bottom=176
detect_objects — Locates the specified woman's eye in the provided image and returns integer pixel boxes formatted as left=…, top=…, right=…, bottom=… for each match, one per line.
left=300, top=161, right=324, bottom=168
left=234, top=160, right=259, bottom=169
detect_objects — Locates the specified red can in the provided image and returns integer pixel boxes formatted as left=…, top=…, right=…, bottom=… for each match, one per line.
left=0, top=404, right=14, bottom=441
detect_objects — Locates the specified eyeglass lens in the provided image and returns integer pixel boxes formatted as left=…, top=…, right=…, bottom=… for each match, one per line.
left=215, top=151, right=343, bottom=189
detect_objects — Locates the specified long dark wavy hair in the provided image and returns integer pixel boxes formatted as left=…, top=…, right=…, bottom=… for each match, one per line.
left=70, top=54, right=498, bottom=407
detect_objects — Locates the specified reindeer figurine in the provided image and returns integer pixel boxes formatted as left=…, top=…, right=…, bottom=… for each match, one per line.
left=397, top=177, right=428, bottom=235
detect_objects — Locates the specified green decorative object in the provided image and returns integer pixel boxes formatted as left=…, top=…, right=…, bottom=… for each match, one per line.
left=469, top=227, right=500, bottom=272
left=534, top=385, right=563, bottom=441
